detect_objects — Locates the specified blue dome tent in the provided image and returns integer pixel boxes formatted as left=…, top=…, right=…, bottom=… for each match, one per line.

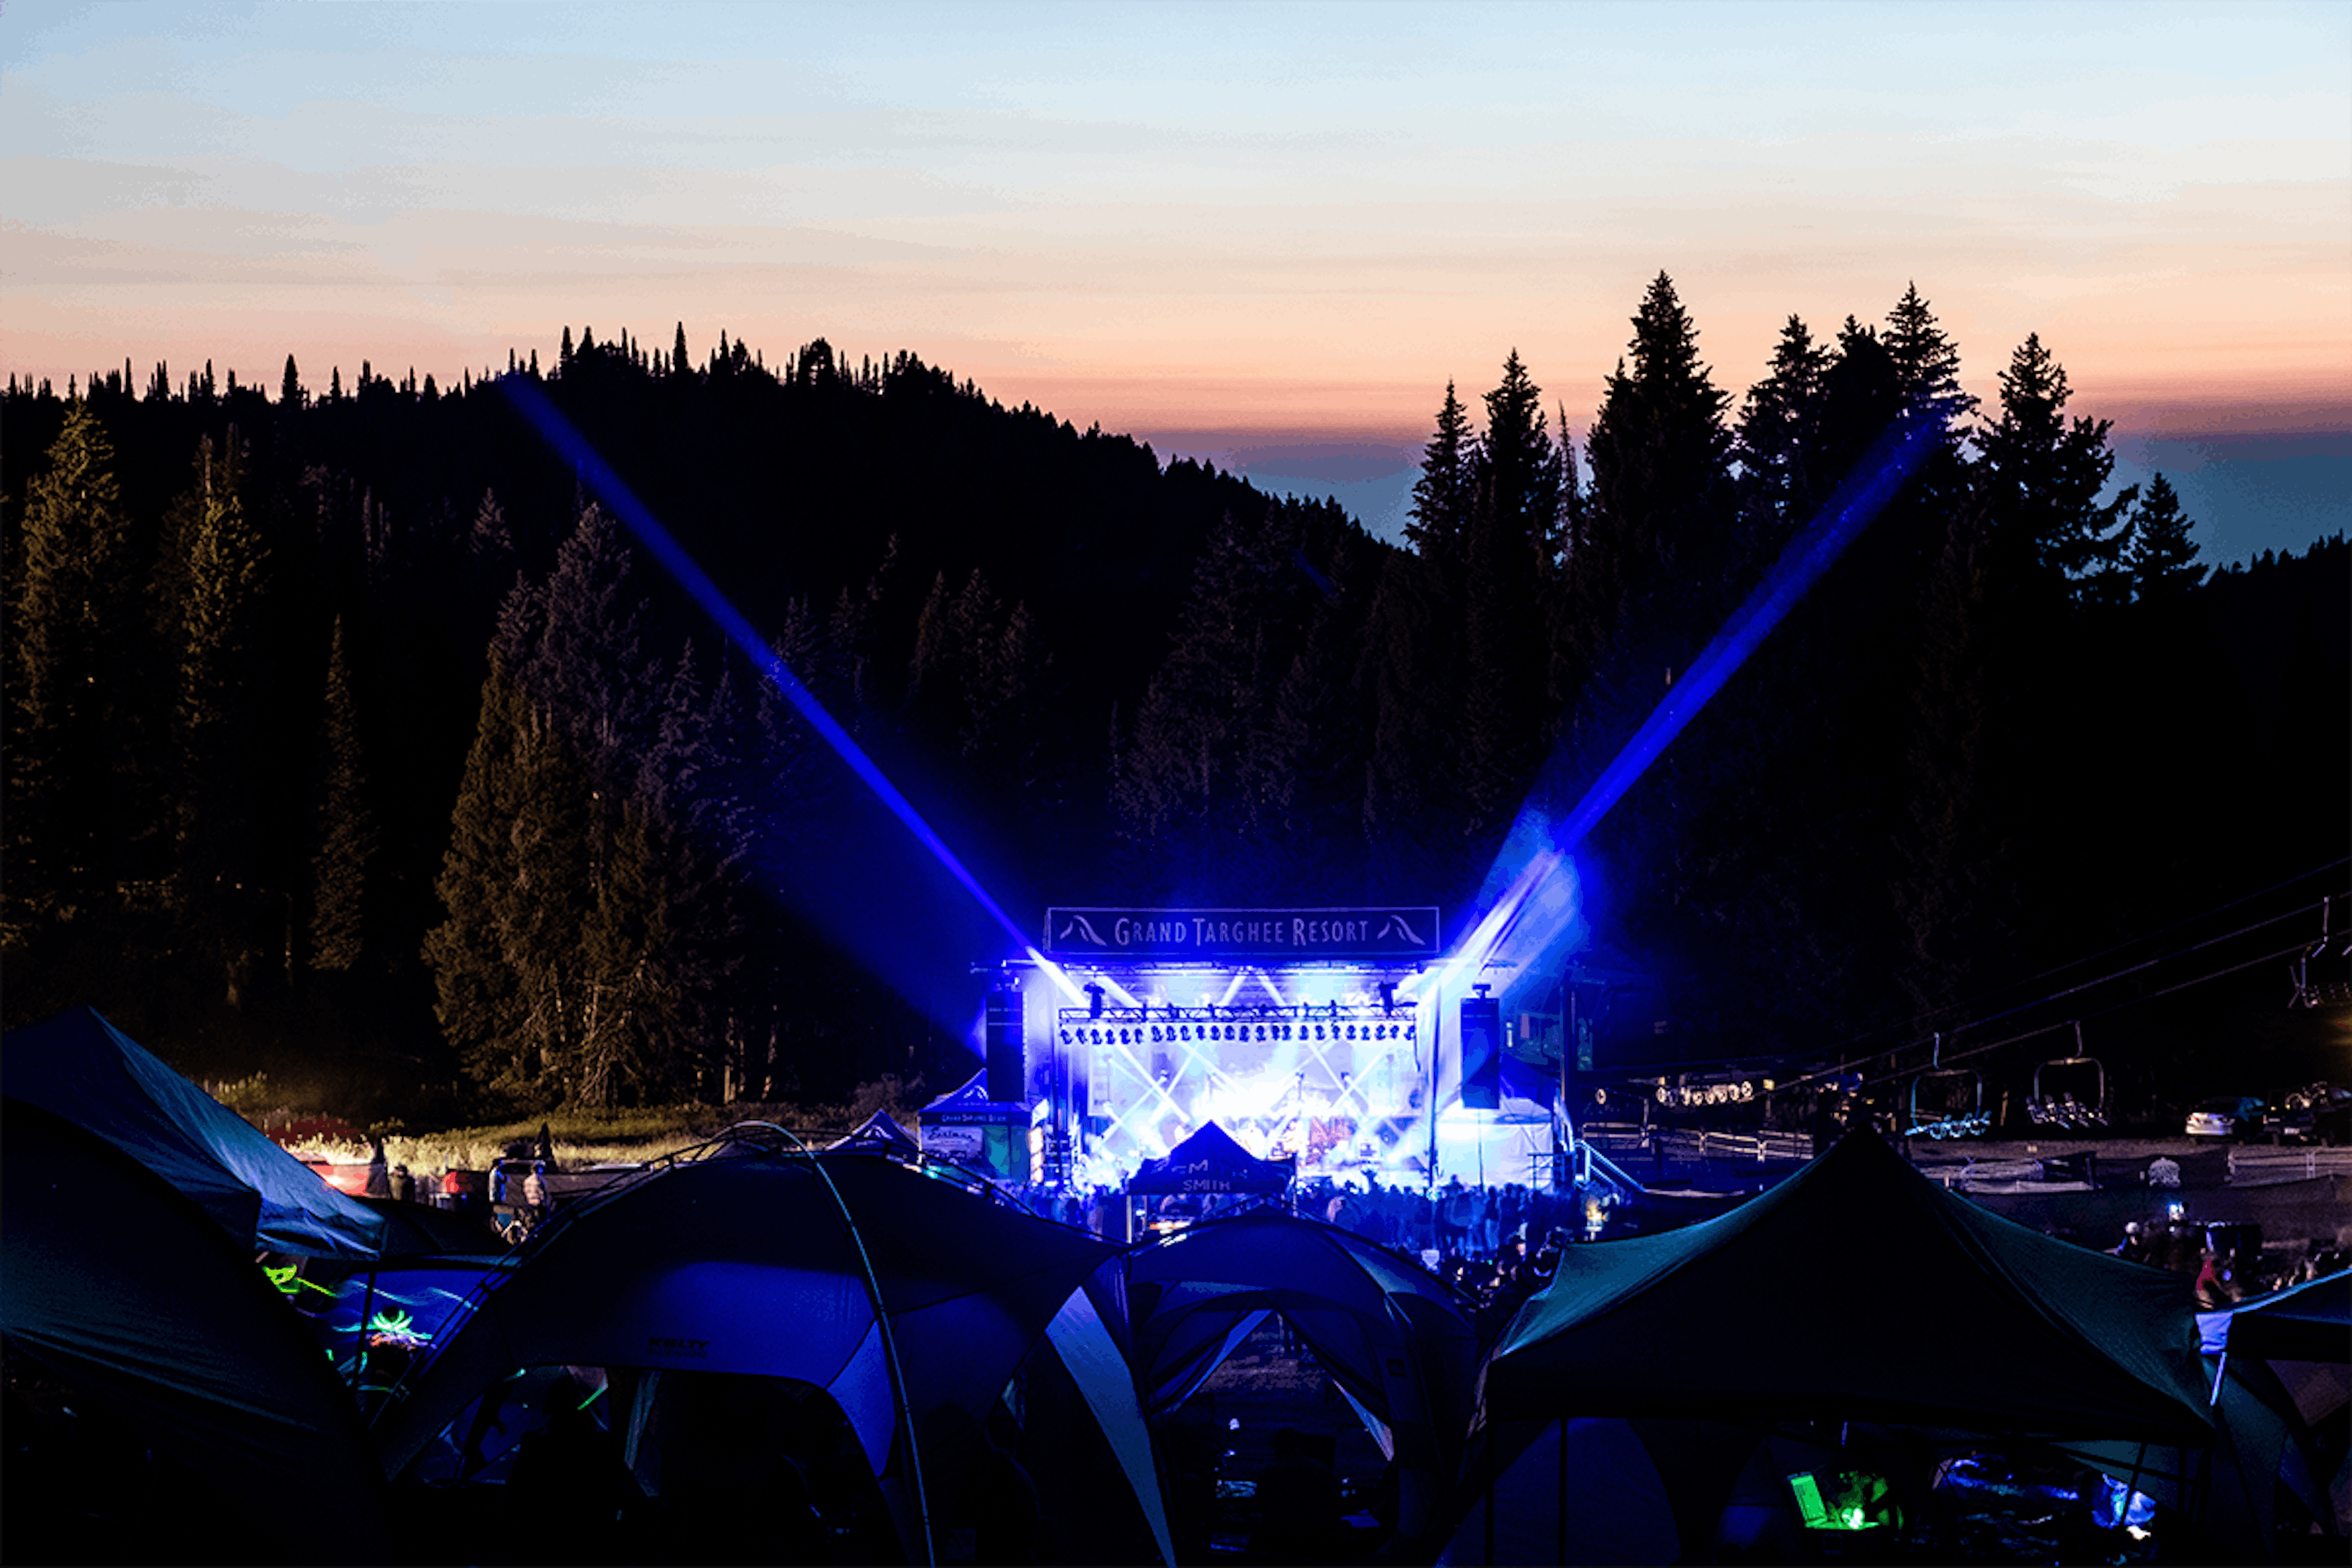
left=1125, top=1204, right=1487, bottom=1552
left=2, top=1006, right=393, bottom=1259
left=370, top=1139, right=1174, bottom=1565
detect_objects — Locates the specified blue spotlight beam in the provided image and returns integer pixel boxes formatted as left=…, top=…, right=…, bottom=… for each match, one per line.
left=1479, top=412, right=1944, bottom=963
left=499, top=374, right=1074, bottom=993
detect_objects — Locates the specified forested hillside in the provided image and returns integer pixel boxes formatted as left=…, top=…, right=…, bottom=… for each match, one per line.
left=6, top=277, right=2343, bottom=1120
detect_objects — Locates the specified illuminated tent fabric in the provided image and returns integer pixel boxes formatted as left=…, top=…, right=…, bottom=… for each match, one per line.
left=372, top=1148, right=1173, bottom=1564
left=2204, top=1268, right=2351, bottom=1366
left=1, top=1006, right=390, bottom=1259
left=1125, top=1206, right=1485, bottom=1546
left=2051, top=1270, right=2352, bottom=1548
left=1127, top=1121, right=1295, bottom=1196
left=921, top=1071, right=1026, bottom=1119
left=2054, top=1351, right=2331, bottom=1559
left=1, top=1097, right=391, bottom=1561
left=825, top=1107, right=923, bottom=1158
left=1439, top=1416, right=1684, bottom=1566
left=1483, top=1128, right=2214, bottom=1442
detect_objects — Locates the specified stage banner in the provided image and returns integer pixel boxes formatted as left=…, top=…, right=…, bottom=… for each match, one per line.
left=1045, top=907, right=1441, bottom=962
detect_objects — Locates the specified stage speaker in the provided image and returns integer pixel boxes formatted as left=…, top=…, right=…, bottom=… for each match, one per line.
left=986, top=990, right=1025, bottom=1103
left=1459, top=994, right=1501, bottom=1111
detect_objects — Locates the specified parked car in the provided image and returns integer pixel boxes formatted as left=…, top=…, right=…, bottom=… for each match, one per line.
left=2276, top=1084, right=2352, bottom=1146
left=2183, top=1095, right=2269, bottom=1140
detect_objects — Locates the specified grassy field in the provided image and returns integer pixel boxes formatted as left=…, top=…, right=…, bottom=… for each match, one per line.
left=209, top=1072, right=932, bottom=1174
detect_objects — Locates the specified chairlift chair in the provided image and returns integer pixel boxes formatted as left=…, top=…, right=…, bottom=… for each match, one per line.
left=2028, top=1057, right=2108, bottom=1129
left=1907, top=1068, right=1989, bottom=1139
left=2290, top=892, right=2352, bottom=1008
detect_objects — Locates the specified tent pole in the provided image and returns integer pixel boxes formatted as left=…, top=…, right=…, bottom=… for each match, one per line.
left=1557, top=1415, right=1568, bottom=1564
left=352, top=1265, right=380, bottom=1391
left=1483, top=1414, right=1496, bottom=1565
left=775, top=1132, right=937, bottom=1568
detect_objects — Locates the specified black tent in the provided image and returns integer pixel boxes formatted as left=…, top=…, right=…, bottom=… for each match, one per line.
left=1482, top=1128, right=2213, bottom=1441
left=1, top=1098, right=390, bottom=1561
left=1456, top=1131, right=2219, bottom=1562
left=2, top=1006, right=391, bottom=1257
left=1128, top=1121, right=1294, bottom=1197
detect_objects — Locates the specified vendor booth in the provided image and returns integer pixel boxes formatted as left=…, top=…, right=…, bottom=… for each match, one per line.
left=918, top=1072, right=1032, bottom=1183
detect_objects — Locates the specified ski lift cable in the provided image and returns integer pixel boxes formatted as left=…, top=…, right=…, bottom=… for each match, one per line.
left=1774, top=862, right=2349, bottom=1076
left=1871, top=935, right=2313, bottom=1087
left=1768, top=860, right=2352, bottom=1081
left=1820, top=890, right=2341, bottom=1079
left=1943, top=898, right=2339, bottom=1039
left=1779, top=930, right=2326, bottom=1096
left=1928, top=940, right=2320, bottom=1070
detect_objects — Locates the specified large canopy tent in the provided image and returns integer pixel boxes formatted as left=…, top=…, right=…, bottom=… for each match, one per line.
left=1, top=1006, right=393, bottom=1259
left=1460, top=1129, right=2215, bottom=1563
left=371, top=1143, right=1174, bottom=1566
left=1126, top=1206, right=1488, bottom=1550
left=1, top=1098, right=391, bottom=1562
left=1128, top=1120, right=1295, bottom=1197
left=1483, top=1128, right=2214, bottom=1439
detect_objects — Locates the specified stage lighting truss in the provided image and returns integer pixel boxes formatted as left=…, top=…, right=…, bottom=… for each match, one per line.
left=1058, top=1001, right=1421, bottom=1169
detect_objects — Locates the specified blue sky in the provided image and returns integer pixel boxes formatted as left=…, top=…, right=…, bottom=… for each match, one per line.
left=6, top=0, right=2347, bottom=560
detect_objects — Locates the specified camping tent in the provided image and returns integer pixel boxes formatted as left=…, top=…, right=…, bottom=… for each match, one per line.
left=371, top=1145, right=1172, bottom=1564
left=1128, top=1121, right=1295, bottom=1197
left=1, top=1097, right=390, bottom=1562
left=1457, top=1131, right=2219, bottom=1563
left=2050, top=1269, right=2352, bottom=1551
left=2206, top=1268, right=2350, bottom=1366
left=1482, top=1128, right=2214, bottom=1442
left=2, top=1006, right=391, bottom=1258
left=1126, top=1206, right=1486, bottom=1547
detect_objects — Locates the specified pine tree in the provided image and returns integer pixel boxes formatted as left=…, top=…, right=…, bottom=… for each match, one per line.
left=1972, top=333, right=2133, bottom=611
left=2124, top=473, right=2204, bottom=603
left=1894, top=508, right=2009, bottom=1022
left=281, top=355, right=303, bottom=408
left=1479, top=349, right=1564, bottom=566
left=1115, top=504, right=1310, bottom=888
left=1733, top=314, right=1831, bottom=542
left=589, top=649, right=756, bottom=1104
left=307, top=616, right=377, bottom=971
left=1882, top=282, right=1975, bottom=433
left=425, top=506, right=668, bottom=1106
left=1461, top=350, right=1562, bottom=840
left=1360, top=548, right=1463, bottom=893
left=1575, top=271, right=1736, bottom=690
left=1404, top=382, right=1478, bottom=579
left=3, top=399, right=148, bottom=935
left=521, top=505, right=652, bottom=793
left=164, top=432, right=271, bottom=929
left=467, top=488, right=513, bottom=560
left=426, top=652, right=532, bottom=1094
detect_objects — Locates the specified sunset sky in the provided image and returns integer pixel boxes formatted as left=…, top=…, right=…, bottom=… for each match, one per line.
left=6, top=1, right=2346, bottom=560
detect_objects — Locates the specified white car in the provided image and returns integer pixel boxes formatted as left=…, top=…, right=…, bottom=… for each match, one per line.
left=2183, top=1095, right=2267, bottom=1140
